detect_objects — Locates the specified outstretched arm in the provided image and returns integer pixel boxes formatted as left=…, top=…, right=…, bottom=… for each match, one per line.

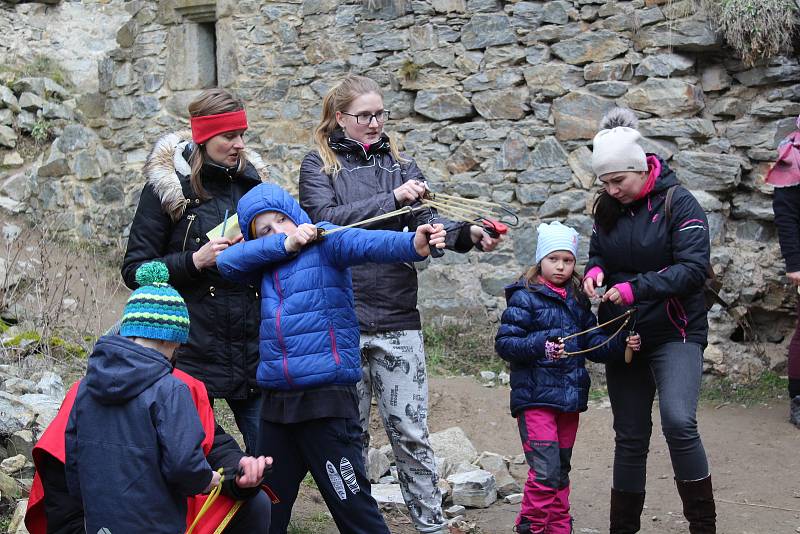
left=216, top=234, right=293, bottom=283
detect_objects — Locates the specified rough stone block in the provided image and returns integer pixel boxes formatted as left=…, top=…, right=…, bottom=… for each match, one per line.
left=551, top=30, right=628, bottom=65
left=498, top=132, right=530, bottom=170
left=583, top=59, right=634, bottom=81
left=447, top=469, right=497, bottom=508
left=635, top=53, right=695, bottom=77
left=674, top=151, right=743, bottom=192
left=472, top=87, right=528, bottom=120
left=634, top=19, right=720, bottom=50
left=622, top=79, right=704, bottom=117
left=524, top=63, right=585, bottom=97
left=461, top=13, right=517, bottom=50
left=538, top=190, right=589, bottom=217
left=552, top=91, right=615, bottom=140
left=366, top=448, right=391, bottom=483
left=429, top=427, right=478, bottom=467
left=414, top=90, right=474, bottom=120
left=0, top=124, right=17, bottom=149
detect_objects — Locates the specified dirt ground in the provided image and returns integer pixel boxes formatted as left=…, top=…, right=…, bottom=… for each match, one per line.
left=290, top=376, right=800, bottom=534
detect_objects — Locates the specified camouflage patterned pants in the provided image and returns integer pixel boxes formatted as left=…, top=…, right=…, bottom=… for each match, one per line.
left=357, top=330, right=447, bottom=534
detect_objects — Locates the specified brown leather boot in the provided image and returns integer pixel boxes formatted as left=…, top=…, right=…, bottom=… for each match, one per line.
left=675, top=476, right=716, bottom=533
left=609, top=488, right=645, bottom=533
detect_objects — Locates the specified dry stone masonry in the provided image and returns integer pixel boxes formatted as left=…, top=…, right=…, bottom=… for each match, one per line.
left=1, top=0, right=800, bottom=381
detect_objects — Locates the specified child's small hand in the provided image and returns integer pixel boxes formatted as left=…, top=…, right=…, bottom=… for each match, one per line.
left=626, top=333, right=641, bottom=352
left=236, top=455, right=273, bottom=488
left=285, top=223, right=318, bottom=253
left=545, top=337, right=565, bottom=360
left=414, top=223, right=446, bottom=257
left=203, top=470, right=221, bottom=493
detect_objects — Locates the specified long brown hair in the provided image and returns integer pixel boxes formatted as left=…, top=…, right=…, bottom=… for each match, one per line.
left=521, top=261, right=586, bottom=305
left=313, top=75, right=405, bottom=176
left=187, top=88, right=249, bottom=200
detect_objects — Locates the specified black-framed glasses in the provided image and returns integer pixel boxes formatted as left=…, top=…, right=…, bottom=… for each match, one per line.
left=341, top=110, right=391, bottom=125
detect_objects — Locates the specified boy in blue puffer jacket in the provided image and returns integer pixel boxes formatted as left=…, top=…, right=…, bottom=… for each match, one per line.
left=495, top=222, right=640, bottom=534
left=216, top=183, right=445, bottom=534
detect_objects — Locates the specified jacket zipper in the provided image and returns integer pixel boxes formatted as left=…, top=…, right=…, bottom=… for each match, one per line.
left=665, top=297, right=688, bottom=342
left=182, top=214, right=197, bottom=251
left=328, top=323, right=341, bottom=365
left=273, top=271, right=293, bottom=386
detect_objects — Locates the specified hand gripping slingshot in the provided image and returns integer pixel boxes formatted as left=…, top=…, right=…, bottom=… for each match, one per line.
left=315, top=185, right=519, bottom=249
left=550, top=307, right=638, bottom=363
left=185, top=464, right=276, bottom=534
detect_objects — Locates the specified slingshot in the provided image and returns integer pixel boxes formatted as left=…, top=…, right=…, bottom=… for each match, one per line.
left=316, top=186, right=520, bottom=245
left=554, top=308, right=637, bottom=361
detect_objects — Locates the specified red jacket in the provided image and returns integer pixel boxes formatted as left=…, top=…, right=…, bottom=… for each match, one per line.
left=26, top=369, right=251, bottom=534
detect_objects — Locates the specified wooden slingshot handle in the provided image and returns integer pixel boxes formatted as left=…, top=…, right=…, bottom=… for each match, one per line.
left=625, top=345, right=634, bottom=364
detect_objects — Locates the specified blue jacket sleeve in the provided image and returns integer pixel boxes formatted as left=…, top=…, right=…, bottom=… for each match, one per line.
left=630, top=189, right=710, bottom=301
left=64, top=404, right=80, bottom=499
left=495, top=290, right=555, bottom=364
left=324, top=226, right=425, bottom=270
left=216, top=234, right=293, bottom=283
left=577, top=305, right=627, bottom=364
left=154, top=382, right=213, bottom=496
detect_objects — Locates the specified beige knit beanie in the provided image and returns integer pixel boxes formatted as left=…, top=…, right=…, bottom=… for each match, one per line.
left=591, top=126, right=648, bottom=177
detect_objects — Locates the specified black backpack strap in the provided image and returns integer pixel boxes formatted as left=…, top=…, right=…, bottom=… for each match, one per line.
left=664, top=184, right=679, bottom=224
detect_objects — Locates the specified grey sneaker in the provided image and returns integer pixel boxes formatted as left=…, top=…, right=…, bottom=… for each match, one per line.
left=791, top=396, right=800, bottom=428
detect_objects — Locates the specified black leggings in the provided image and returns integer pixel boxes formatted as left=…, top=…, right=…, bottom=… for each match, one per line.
left=606, top=341, right=710, bottom=493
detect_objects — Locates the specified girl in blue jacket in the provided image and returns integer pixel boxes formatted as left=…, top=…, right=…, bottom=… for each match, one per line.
left=495, top=221, right=639, bottom=534
left=216, top=183, right=445, bottom=534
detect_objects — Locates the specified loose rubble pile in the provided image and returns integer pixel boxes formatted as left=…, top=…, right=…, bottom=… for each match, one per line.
left=369, top=425, right=526, bottom=527
left=0, top=365, right=67, bottom=534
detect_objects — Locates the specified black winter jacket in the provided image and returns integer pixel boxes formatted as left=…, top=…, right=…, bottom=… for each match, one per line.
left=299, top=131, right=475, bottom=332
left=773, top=184, right=800, bottom=272
left=586, top=157, right=710, bottom=351
left=121, top=131, right=266, bottom=399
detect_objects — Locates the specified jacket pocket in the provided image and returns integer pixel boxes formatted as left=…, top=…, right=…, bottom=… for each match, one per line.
left=328, top=322, right=341, bottom=365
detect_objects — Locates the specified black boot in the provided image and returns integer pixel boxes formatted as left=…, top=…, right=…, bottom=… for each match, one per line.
left=675, top=476, right=716, bottom=533
left=609, top=488, right=645, bottom=533
left=790, top=396, right=800, bottom=428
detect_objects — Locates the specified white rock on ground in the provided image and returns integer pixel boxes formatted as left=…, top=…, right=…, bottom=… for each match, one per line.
left=476, top=451, right=521, bottom=497
left=430, top=426, right=478, bottom=472
left=504, top=493, right=523, bottom=504
left=366, top=447, right=391, bottom=483
left=445, top=504, right=466, bottom=517
left=8, top=498, right=29, bottom=534
left=371, top=483, right=405, bottom=504
left=446, top=469, right=498, bottom=508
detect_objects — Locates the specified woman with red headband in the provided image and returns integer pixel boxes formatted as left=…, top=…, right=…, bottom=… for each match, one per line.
left=122, top=88, right=267, bottom=454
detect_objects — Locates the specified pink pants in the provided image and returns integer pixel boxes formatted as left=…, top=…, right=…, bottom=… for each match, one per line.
left=515, top=408, right=579, bottom=534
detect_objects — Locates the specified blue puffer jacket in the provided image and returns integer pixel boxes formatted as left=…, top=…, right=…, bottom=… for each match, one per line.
left=65, top=336, right=212, bottom=534
left=217, top=183, right=425, bottom=390
left=495, top=281, right=627, bottom=416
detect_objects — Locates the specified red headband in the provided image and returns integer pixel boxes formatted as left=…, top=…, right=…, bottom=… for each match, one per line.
left=190, top=110, right=248, bottom=144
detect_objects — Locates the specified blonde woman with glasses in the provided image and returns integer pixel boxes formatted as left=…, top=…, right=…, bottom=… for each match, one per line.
left=299, top=74, right=501, bottom=534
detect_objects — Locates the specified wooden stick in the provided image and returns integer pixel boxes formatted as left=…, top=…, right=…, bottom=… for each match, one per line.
left=716, top=498, right=800, bottom=513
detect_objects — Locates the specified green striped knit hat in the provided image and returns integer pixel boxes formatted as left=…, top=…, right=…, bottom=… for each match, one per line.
left=120, top=262, right=190, bottom=343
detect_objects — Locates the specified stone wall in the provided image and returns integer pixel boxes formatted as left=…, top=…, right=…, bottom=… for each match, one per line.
left=2, top=0, right=799, bottom=380
left=0, top=1, right=130, bottom=93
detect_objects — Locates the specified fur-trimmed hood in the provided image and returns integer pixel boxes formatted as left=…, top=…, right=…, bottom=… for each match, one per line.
left=143, top=130, right=270, bottom=221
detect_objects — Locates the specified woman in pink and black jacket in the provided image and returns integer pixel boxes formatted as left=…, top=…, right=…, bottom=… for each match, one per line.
left=582, top=109, right=716, bottom=534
